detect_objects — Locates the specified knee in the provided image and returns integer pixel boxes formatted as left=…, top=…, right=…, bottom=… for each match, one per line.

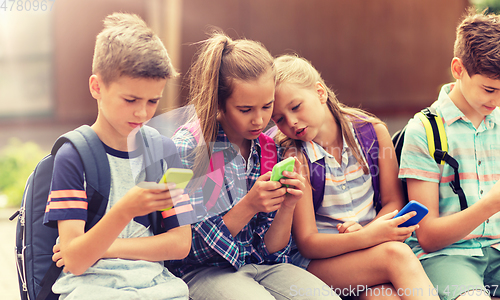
left=378, top=241, right=418, bottom=266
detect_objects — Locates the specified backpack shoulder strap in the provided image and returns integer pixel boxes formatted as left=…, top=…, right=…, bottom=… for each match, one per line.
left=139, top=125, right=164, bottom=183
left=352, top=121, right=381, bottom=212
left=258, top=133, right=278, bottom=174
left=416, top=107, right=448, bottom=165
left=416, top=107, right=467, bottom=210
left=53, top=125, right=111, bottom=230
left=138, top=126, right=166, bottom=235
left=301, top=143, right=325, bottom=213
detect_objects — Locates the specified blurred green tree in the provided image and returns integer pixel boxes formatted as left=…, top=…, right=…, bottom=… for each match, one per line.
left=0, top=139, right=45, bottom=207
left=471, top=0, right=500, bottom=13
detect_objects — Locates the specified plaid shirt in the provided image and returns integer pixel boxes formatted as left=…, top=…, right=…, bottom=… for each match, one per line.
left=169, top=124, right=290, bottom=277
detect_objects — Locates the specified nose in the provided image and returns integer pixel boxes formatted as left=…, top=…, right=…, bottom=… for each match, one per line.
left=134, top=102, right=148, bottom=119
left=286, top=115, right=298, bottom=128
left=492, top=97, right=500, bottom=108
left=252, top=111, right=264, bottom=126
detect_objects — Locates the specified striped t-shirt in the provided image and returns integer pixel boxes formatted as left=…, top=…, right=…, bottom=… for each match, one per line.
left=303, top=123, right=377, bottom=234
left=399, top=83, right=500, bottom=259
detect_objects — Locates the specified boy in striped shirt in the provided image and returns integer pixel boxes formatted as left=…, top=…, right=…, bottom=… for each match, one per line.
left=399, top=9, right=500, bottom=300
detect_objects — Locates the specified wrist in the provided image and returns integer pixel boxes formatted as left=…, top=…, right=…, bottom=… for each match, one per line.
left=278, top=203, right=296, bottom=214
left=236, top=194, right=259, bottom=216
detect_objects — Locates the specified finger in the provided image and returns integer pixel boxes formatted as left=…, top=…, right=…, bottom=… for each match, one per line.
left=151, top=183, right=177, bottom=193
left=285, top=187, right=302, bottom=196
left=280, top=177, right=304, bottom=189
left=157, top=199, right=175, bottom=211
left=264, top=180, right=285, bottom=191
left=56, top=258, right=65, bottom=268
left=52, top=252, right=60, bottom=263
left=293, top=156, right=302, bottom=172
left=404, top=224, right=419, bottom=233
left=53, top=243, right=61, bottom=253
left=393, top=211, right=417, bottom=226
left=337, top=223, right=347, bottom=233
left=158, top=188, right=185, bottom=200
left=258, top=171, right=272, bottom=182
left=272, top=187, right=288, bottom=197
left=345, top=226, right=359, bottom=233
left=380, top=210, right=400, bottom=220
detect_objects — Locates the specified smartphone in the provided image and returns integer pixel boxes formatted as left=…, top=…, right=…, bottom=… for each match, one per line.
left=161, top=168, right=194, bottom=190
left=270, top=157, right=295, bottom=183
left=393, top=200, right=429, bottom=227
left=157, top=168, right=193, bottom=211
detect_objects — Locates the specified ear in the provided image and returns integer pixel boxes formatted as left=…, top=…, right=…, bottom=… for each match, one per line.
left=451, top=57, right=466, bottom=80
left=89, top=74, right=103, bottom=100
left=315, top=82, right=327, bottom=104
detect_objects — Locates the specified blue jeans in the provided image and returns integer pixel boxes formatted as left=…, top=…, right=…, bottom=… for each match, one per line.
left=182, top=263, right=341, bottom=300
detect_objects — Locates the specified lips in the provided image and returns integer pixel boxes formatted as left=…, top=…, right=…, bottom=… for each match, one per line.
left=296, top=127, right=307, bottom=138
left=129, top=122, right=143, bottom=128
left=249, top=129, right=262, bottom=135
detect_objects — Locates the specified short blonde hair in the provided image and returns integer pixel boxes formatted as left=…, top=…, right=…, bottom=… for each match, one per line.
left=92, top=12, right=178, bottom=86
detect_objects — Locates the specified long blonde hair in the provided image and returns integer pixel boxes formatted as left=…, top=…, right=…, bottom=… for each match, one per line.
left=185, top=30, right=274, bottom=180
left=274, top=54, right=383, bottom=174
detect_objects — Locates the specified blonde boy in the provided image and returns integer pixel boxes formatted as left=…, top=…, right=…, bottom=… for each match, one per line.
left=44, top=13, right=191, bottom=299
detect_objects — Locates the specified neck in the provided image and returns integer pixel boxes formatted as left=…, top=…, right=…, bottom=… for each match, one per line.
left=313, top=110, right=343, bottom=151
left=91, top=122, right=133, bottom=152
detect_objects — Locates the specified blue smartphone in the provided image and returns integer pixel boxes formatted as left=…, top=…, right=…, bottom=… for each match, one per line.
left=393, top=200, right=429, bottom=227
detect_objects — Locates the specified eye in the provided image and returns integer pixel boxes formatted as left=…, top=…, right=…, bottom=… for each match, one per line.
left=274, top=116, right=283, bottom=124
left=485, top=89, right=495, bottom=94
left=240, top=109, right=250, bottom=113
left=149, top=99, right=159, bottom=104
left=263, top=104, right=272, bottom=110
left=292, top=103, right=301, bottom=110
left=124, top=99, right=135, bottom=103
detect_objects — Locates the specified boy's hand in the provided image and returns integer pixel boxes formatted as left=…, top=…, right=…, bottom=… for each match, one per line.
left=363, top=210, right=418, bottom=243
left=243, top=172, right=287, bottom=214
left=279, top=158, right=305, bottom=209
left=52, top=244, right=68, bottom=272
left=116, top=184, right=185, bottom=220
left=337, top=221, right=363, bottom=233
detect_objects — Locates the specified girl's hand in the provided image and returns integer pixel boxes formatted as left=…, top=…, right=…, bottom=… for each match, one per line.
left=337, top=221, right=363, bottom=233
left=243, top=172, right=287, bottom=214
left=363, top=210, right=418, bottom=243
left=115, top=184, right=184, bottom=220
left=279, top=158, right=306, bottom=209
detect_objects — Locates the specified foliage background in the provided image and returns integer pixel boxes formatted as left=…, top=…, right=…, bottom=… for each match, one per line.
left=0, top=139, right=45, bottom=207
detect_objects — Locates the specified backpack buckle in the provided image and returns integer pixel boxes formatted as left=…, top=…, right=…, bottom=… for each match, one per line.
left=433, top=149, right=447, bottom=164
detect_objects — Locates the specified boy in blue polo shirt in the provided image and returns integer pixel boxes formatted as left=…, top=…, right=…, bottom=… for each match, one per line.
left=399, top=9, right=500, bottom=300
left=44, top=13, right=192, bottom=299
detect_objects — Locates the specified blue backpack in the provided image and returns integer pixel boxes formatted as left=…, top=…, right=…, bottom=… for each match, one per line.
left=10, top=125, right=166, bottom=300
